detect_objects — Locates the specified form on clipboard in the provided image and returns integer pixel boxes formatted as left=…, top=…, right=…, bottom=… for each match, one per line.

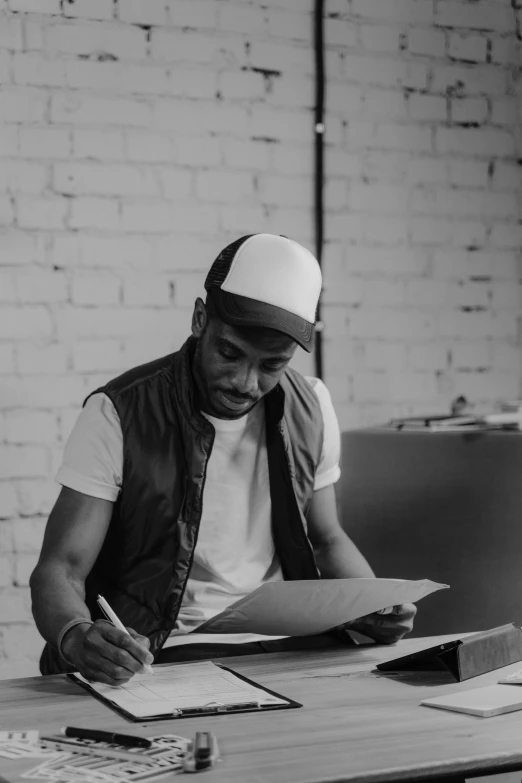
left=69, top=661, right=300, bottom=721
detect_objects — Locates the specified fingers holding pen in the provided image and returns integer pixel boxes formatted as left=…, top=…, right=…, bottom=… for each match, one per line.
left=62, top=620, right=153, bottom=685
left=96, top=594, right=154, bottom=676
left=96, top=622, right=153, bottom=672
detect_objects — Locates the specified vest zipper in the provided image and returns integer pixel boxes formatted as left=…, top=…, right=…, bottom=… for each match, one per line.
left=160, top=429, right=215, bottom=648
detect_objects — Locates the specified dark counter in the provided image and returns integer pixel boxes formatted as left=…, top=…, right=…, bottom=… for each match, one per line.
left=337, top=427, right=522, bottom=636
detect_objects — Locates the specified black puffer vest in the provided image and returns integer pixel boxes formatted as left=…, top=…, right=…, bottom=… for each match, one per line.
left=40, top=337, right=324, bottom=675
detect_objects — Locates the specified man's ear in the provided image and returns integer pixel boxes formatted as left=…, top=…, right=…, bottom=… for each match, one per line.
left=191, top=297, right=208, bottom=339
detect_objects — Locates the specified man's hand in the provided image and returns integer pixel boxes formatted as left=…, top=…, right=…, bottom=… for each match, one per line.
left=61, top=620, right=154, bottom=685
left=343, top=603, right=417, bottom=645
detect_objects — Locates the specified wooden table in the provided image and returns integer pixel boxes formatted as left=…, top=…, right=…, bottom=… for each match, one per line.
left=3, top=635, right=522, bottom=783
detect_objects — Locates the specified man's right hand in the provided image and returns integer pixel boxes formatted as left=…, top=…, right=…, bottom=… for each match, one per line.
left=61, top=620, right=154, bottom=685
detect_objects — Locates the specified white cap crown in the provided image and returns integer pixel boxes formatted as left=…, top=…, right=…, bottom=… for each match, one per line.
left=220, top=234, right=321, bottom=324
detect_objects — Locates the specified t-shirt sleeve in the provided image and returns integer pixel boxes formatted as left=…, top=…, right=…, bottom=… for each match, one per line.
left=55, top=393, right=123, bottom=502
left=305, top=377, right=341, bottom=491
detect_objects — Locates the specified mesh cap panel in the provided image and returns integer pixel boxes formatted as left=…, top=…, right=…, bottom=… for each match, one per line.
left=204, top=234, right=255, bottom=290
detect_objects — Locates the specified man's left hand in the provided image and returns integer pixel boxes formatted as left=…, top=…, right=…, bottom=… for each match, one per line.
left=343, top=602, right=417, bottom=644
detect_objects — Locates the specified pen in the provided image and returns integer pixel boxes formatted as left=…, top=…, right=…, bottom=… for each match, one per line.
left=183, top=732, right=220, bottom=773
left=97, top=594, right=154, bottom=676
left=61, top=727, right=152, bottom=749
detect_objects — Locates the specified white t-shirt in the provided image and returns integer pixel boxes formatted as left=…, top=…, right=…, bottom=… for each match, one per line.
left=56, top=377, right=341, bottom=647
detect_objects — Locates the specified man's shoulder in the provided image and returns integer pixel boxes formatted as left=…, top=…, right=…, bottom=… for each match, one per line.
left=282, top=372, right=336, bottom=430
left=95, top=352, right=176, bottom=399
left=303, top=376, right=331, bottom=404
left=280, top=368, right=327, bottom=417
left=283, top=369, right=330, bottom=402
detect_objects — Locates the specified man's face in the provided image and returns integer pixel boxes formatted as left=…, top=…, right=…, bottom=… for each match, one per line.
left=191, top=300, right=297, bottom=420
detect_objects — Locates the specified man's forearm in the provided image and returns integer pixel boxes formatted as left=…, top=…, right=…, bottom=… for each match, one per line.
left=313, top=533, right=375, bottom=579
left=30, top=561, right=91, bottom=651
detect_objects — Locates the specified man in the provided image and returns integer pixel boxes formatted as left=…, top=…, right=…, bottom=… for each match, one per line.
left=31, top=233, right=416, bottom=685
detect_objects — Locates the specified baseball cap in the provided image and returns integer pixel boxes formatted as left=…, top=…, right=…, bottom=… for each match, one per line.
left=204, top=234, right=322, bottom=352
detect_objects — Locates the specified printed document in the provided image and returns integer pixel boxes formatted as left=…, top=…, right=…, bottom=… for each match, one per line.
left=197, top=578, right=448, bottom=636
left=74, top=661, right=287, bottom=718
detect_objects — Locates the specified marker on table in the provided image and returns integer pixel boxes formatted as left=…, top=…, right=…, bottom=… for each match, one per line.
left=97, top=594, right=154, bottom=676
left=61, top=726, right=152, bottom=749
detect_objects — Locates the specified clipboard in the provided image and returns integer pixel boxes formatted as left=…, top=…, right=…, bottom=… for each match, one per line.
left=377, top=624, right=522, bottom=682
left=67, top=663, right=301, bottom=722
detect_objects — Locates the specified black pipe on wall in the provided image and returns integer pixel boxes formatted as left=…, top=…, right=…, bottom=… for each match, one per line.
left=313, top=0, right=325, bottom=380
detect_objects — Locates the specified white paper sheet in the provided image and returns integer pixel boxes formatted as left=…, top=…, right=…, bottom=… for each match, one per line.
left=422, top=685, right=522, bottom=717
left=74, top=661, right=287, bottom=718
left=196, top=578, right=448, bottom=636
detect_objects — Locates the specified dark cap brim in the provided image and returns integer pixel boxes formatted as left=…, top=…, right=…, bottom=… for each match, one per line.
left=208, top=289, right=315, bottom=352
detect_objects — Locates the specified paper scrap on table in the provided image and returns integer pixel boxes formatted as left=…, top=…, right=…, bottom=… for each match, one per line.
left=20, top=734, right=189, bottom=781
left=197, top=578, right=448, bottom=636
left=0, top=730, right=57, bottom=761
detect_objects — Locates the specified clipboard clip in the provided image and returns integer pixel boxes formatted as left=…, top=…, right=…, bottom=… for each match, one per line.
left=172, top=700, right=260, bottom=717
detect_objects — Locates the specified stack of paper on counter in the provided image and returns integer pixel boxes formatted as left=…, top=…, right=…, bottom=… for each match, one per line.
left=196, top=578, right=448, bottom=636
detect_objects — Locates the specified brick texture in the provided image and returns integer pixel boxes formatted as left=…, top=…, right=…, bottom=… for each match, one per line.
left=0, top=0, right=520, bottom=678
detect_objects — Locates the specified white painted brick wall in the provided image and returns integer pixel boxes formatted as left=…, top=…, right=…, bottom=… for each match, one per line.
left=0, top=0, right=520, bottom=680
